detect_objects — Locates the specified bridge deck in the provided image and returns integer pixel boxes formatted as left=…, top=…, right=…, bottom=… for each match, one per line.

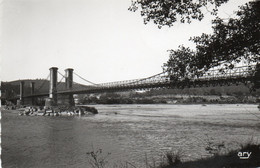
left=23, top=65, right=258, bottom=98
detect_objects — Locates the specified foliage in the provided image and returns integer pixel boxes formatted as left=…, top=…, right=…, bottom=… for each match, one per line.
left=129, top=0, right=229, bottom=28
left=130, top=0, right=259, bottom=79
left=204, top=135, right=226, bottom=156
left=86, top=148, right=138, bottom=168
left=85, top=142, right=260, bottom=168
left=159, top=143, right=260, bottom=168
left=86, top=148, right=111, bottom=168
left=163, top=45, right=197, bottom=78
left=163, top=1, right=260, bottom=77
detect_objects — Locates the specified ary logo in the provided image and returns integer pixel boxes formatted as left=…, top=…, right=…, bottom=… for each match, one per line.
left=237, top=151, right=252, bottom=159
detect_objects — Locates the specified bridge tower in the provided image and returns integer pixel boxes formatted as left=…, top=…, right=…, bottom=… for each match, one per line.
left=18, top=81, right=24, bottom=106
left=49, top=67, right=58, bottom=105
left=65, top=68, right=74, bottom=106
left=65, top=68, right=73, bottom=89
left=30, top=82, right=35, bottom=105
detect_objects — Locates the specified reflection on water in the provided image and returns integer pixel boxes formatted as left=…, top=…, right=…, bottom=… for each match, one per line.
left=2, top=104, right=260, bottom=167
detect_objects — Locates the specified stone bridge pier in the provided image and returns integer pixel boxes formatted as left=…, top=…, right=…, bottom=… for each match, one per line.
left=17, top=81, right=36, bottom=106
left=30, top=82, right=35, bottom=105
left=17, top=81, right=25, bottom=106
left=45, top=67, right=75, bottom=107
left=57, top=68, right=75, bottom=106
left=47, top=67, right=58, bottom=106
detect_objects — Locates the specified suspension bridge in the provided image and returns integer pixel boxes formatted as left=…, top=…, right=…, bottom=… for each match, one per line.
left=9, top=64, right=260, bottom=106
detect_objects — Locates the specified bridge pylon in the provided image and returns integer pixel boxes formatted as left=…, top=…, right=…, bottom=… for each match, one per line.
left=48, top=67, right=58, bottom=106
left=17, top=81, right=24, bottom=106
left=65, top=68, right=73, bottom=89
left=30, top=82, right=35, bottom=105
left=65, top=68, right=74, bottom=106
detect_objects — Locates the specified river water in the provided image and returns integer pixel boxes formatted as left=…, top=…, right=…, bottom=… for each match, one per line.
left=1, top=104, right=260, bottom=168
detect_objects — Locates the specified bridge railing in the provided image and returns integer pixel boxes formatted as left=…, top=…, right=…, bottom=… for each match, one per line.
left=93, top=65, right=256, bottom=89
left=20, top=64, right=258, bottom=98
left=96, top=73, right=168, bottom=88
left=56, top=65, right=257, bottom=94
left=197, top=65, right=255, bottom=81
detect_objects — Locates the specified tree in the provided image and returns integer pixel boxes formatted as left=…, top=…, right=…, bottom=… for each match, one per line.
left=165, top=1, right=259, bottom=77
left=130, top=0, right=260, bottom=77
left=129, top=0, right=229, bottom=28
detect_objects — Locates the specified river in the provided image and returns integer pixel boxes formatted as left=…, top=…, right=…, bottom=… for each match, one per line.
left=1, top=104, right=260, bottom=168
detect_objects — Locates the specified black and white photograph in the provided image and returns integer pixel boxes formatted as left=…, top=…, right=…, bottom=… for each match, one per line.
left=1, top=0, right=260, bottom=167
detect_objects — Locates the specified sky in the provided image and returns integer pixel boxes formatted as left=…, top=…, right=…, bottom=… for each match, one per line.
left=1, top=0, right=250, bottom=84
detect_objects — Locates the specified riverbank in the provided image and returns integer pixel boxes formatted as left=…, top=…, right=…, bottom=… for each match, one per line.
left=85, top=142, right=260, bottom=168
left=1, top=105, right=98, bottom=116
left=163, top=143, right=260, bottom=168
left=80, top=94, right=259, bottom=105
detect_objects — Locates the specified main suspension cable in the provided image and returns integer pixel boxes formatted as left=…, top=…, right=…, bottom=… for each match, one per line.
left=73, top=72, right=100, bottom=86
left=57, top=71, right=94, bottom=91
